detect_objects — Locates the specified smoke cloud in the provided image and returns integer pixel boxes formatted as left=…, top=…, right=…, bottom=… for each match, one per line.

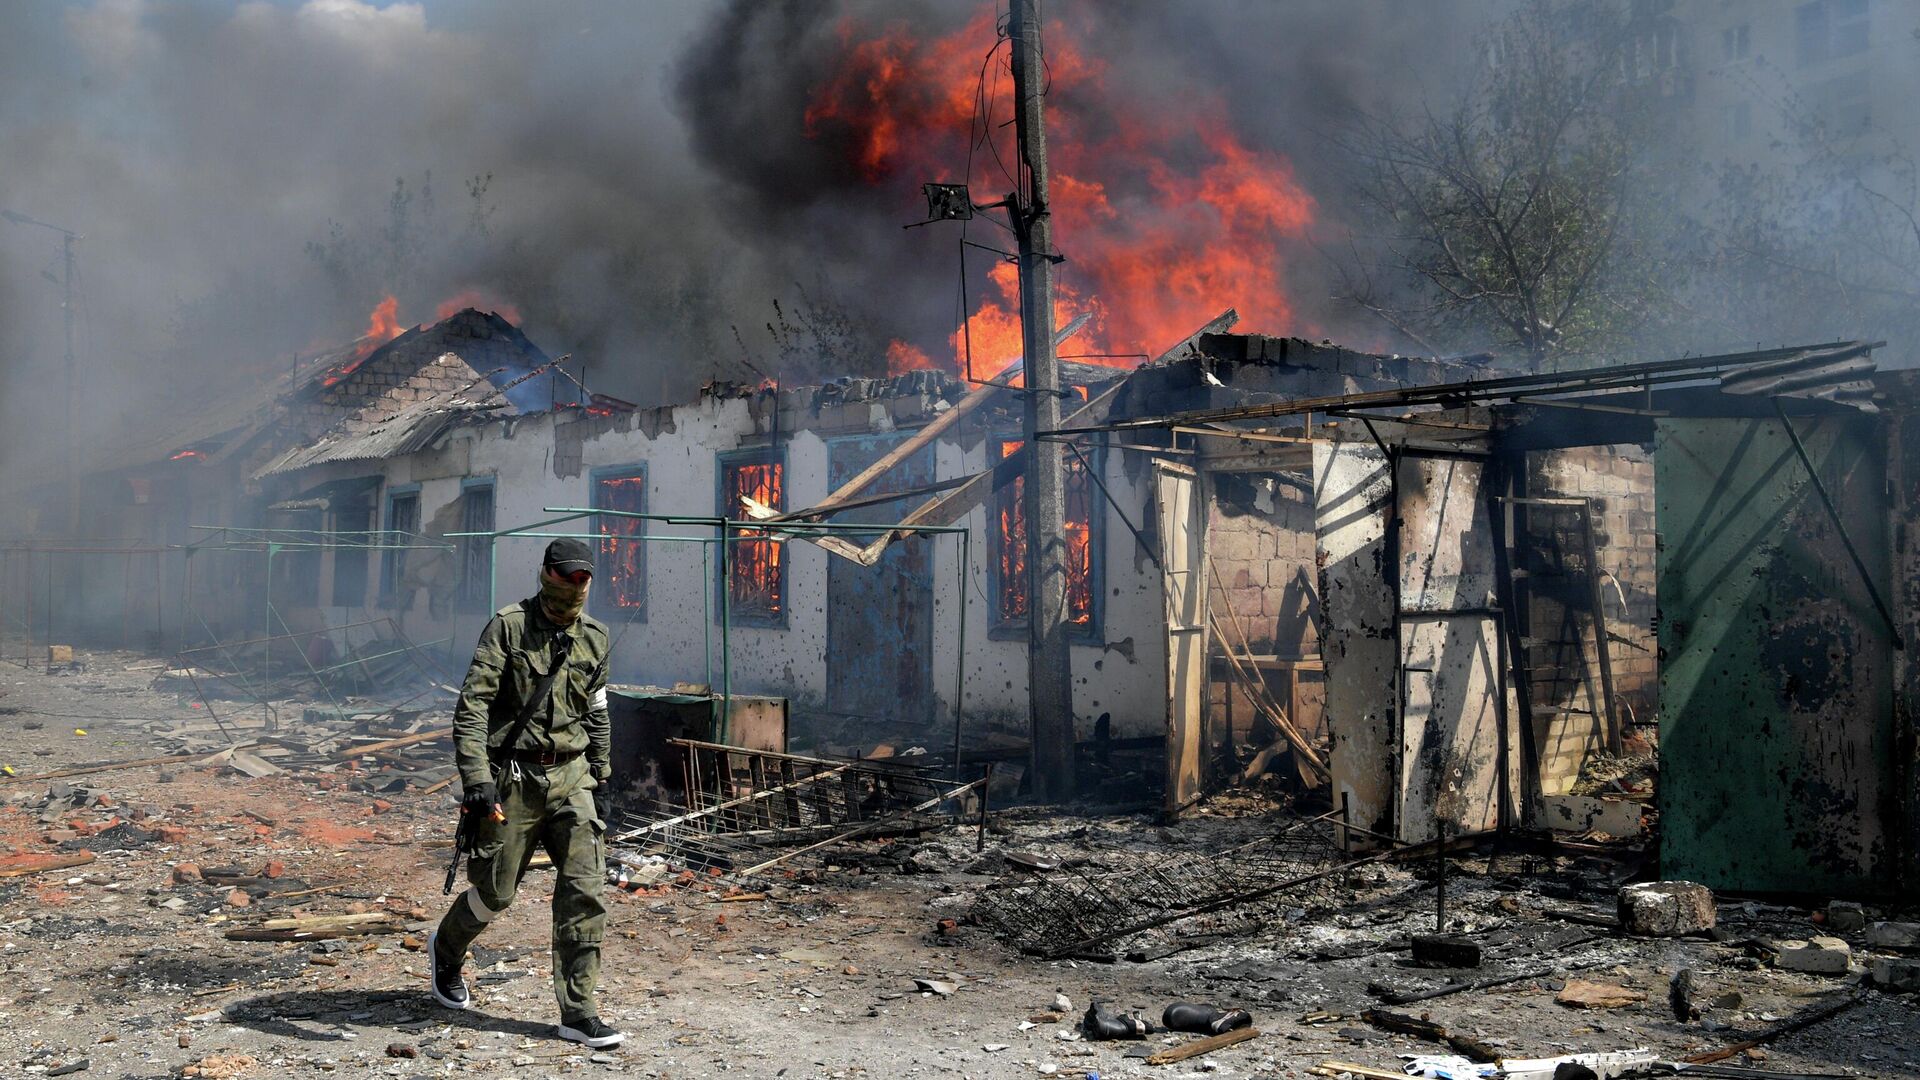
left=0, top=0, right=1517, bottom=487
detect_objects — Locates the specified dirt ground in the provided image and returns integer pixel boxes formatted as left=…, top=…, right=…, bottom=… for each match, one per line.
left=0, top=646, right=1913, bottom=1079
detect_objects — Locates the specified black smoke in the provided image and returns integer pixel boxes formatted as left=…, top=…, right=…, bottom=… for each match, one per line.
left=0, top=0, right=1484, bottom=491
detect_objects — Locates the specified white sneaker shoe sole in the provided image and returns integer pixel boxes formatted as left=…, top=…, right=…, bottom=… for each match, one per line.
left=426, top=930, right=471, bottom=1011
left=557, top=1023, right=626, bottom=1049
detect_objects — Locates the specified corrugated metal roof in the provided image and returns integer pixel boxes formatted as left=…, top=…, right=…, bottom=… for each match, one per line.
left=252, top=388, right=508, bottom=478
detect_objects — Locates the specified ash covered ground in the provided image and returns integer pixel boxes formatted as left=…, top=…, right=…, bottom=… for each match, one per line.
left=0, top=645, right=1911, bottom=1079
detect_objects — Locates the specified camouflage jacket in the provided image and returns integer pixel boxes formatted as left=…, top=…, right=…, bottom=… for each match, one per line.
left=451, top=598, right=612, bottom=790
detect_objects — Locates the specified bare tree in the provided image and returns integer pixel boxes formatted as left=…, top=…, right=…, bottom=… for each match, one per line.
left=1334, top=4, right=1673, bottom=368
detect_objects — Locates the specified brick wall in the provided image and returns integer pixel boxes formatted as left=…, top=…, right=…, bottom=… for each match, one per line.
left=1204, top=470, right=1327, bottom=743
left=1523, top=445, right=1658, bottom=792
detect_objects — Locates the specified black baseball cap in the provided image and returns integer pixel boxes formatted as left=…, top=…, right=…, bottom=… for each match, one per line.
left=543, top=537, right=594, bottom=575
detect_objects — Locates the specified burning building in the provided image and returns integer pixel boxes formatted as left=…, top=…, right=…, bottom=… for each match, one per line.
left=11, top=293, right=1916, bottom=895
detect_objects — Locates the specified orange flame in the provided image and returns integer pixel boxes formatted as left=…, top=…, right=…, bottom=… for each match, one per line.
left=885, top=339, right=934, bottom=375
left=804, top=7, right=1315, bottom=373
left=360, top=295, right=403, bottom=352
left=323, top=295, right=407, bottom=387
left=992, top=438, right=1093, bottom=625
left=435, top=288, right=523, bottom=325
left=170, top=449, right=204, bottom=461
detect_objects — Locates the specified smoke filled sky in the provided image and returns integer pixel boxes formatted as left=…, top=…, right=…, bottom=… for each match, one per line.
left=0, top=0, right=1499, bottom=478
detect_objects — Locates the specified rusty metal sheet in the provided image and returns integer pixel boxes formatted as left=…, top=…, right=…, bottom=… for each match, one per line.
left=1656, top=415, right=1894, bottom=895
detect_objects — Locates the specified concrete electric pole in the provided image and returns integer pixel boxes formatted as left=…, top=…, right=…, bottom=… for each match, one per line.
left=1008, top=0, right=1077, bottom=800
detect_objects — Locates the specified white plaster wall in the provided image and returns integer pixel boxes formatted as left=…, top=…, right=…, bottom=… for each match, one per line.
left=300, top=394, right=1171, bottom=747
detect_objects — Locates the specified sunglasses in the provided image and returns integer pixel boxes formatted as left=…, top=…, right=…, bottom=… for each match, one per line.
left=548, top=568, right=593, bottom=585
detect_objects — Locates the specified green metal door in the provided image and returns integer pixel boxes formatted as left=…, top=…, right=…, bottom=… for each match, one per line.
left=1657, top=415, right=1894, bottom=895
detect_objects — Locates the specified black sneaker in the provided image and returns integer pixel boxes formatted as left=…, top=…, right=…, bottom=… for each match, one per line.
left=427, top=930, right=470, bottom=1011
left=557, top=1016, right=626, bottom=1049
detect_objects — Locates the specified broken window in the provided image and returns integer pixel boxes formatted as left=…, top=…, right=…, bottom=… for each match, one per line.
left=457, top=480, right=494, bottom=608
left=381, top=488, right=420, bottom=603
left=718, top=451, right=785, bottom=625
left=592, top=468, right=647, bottom=617
left=989, top=439, right=1098, bottom=635
left=329, top=486, right=374, bottom=608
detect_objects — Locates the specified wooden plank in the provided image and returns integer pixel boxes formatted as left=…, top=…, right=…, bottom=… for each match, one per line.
left=777, top=313, right=1091, bottom=521
left=0, top=851, right=96, bottom=878
left=1310, top=1062, right=1405, bottom=1080
left=779, top=758, right=800, bottom=828
left=340, top=727, right=452, bottom=757
left=782, top=310, right=1238, bottom=566
left=1146, top=1027, right=1259, bottom=1065
left=0, top=753, right=212, bottom=785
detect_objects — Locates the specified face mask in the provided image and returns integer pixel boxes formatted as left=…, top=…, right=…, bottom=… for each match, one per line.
left=538, top=568, right=589, bottom=625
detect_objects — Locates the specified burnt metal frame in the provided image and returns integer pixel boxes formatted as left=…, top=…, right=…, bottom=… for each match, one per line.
left=611, top=737, right=987, bottom=880
left=179, top=525, right=457, bottom=730
left=1042, top=341, right=1882, bottom=440
left=458, top=507, right=976, bottom=772
left=0, top=541, right=179, bottom=670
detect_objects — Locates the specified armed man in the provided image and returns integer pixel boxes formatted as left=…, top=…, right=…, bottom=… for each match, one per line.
left=428, top=537, right=624, bottom=1050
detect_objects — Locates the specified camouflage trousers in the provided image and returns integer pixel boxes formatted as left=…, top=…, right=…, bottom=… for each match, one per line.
left=434, top=753, right=607, bottom=1022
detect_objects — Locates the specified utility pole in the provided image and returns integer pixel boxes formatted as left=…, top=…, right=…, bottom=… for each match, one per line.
left=2, top=209, right=82, bottom=535
left=1008, top=0, right=1076, bottom=799
left=61, top=231, right=77, bottom=536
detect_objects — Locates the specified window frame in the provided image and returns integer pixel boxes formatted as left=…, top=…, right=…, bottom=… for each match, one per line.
left=715, top=447, right=789, bottom=629
left=379, top=483, right=421, bottom=606
left=457, top=478, right=496, bottom=610
left=590, top=465, right=649, bottom=622
left=985, top=435, right=1104, bottom=642
left=328, top=481, right=377, bottom=609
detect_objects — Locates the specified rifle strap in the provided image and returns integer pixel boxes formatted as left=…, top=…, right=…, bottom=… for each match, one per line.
left=486, top=625, right=573, bottom=780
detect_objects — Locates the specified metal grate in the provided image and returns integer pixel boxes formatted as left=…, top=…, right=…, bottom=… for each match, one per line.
left=970, top=809, right=1348, bottom=959
left=611, top=739, right=984, bottom=879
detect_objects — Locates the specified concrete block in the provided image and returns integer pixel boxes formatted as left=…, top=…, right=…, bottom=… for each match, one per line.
left=1543, top=794, right=1643, bottom=837
left=1775, top=936, right=1850, bottom=975
left=1618, top=881, right=1715, bottom=937
left=1872, top=956, right=1920, bottom=992
left=1826, top=901, right=1867, bottom=934
left=1868, top=922, right=1920, bottom=949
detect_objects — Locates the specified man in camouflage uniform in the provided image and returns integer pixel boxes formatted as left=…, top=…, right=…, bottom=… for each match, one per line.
left=428, top=537, right=624, bottom=1049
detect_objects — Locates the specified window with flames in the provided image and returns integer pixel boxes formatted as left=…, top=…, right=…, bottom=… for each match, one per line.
left=719, top=453, right=785, bottom=625
left=592, top=469, right=647, bottom=616
left=990, top=439, right=1097, bottom=634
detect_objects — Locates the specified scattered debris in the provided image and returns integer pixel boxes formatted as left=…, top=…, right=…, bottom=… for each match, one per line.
left=1161, top=1003, right=1252, bottom=1035
left=1145, top=1027, right=1259, bottom=1066
left=1773, top=937, right=1850, bottom=975
left=1082, top=1001, right=1152, bottom=1040
left=1870, top=955, right=1920, bottom=992
left=1866, top=921, right=1920, bottom=949
left=1411, top=934, right=1482, bottom=969
left=1555, top=979, right=1646, bottom=1009
left=1618, top=881, right=1715, bottom=937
